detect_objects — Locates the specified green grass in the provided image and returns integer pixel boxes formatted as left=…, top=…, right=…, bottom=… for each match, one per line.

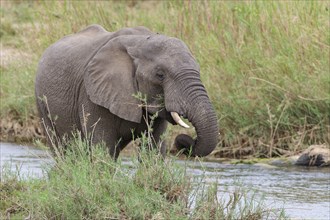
left=0, top=134, right=285, bottom=219
left=0, top=1, right=329, bottom=156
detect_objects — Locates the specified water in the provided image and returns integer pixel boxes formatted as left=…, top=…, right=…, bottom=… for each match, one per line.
left=180, top=160, right=330, bottom=219
left=1, top=142, right=329, bottom=219
left=0, top=142, right=53, bottom=178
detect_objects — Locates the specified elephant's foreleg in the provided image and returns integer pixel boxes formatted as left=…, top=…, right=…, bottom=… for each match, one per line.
left=149, top=119, right=168, bottom=157
left=109, top=139, right=132, bottom=159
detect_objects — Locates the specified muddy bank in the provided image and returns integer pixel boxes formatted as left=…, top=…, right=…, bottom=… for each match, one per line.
left=0, top=112, right=43, bottom=143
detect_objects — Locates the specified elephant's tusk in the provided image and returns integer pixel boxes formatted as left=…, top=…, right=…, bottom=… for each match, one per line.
left=171, top=112, right=190, bottom=128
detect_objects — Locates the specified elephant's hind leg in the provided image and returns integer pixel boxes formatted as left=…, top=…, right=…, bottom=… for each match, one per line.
left=36, top=98, right=61, bottom=149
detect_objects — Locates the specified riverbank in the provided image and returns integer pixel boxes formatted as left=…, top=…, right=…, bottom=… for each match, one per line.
left=1, top=1, right=329, bottom=158
left=0, top=112, right=42, bottom=143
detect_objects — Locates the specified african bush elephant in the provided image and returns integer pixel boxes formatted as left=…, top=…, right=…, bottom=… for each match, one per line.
left=35, top=25, right=219, bottom=159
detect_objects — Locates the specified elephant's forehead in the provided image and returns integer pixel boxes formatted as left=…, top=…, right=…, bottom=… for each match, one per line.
left=141, top=35, right=199, bottom=69
left=143, top=35, right=189, bottom=53
left=163, top=37, right=188, bottom=49
left=167, top=53, right=199, bottom=70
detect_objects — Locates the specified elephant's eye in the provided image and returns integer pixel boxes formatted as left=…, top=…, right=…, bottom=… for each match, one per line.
left=156, top=71, right=165, bottom=81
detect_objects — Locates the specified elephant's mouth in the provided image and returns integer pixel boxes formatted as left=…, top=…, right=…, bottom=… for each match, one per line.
left=147, top=108, right=189, bottom=129
left=164, top=110, right=190, bottom=129
left=170, top=112, right=190, bottom=128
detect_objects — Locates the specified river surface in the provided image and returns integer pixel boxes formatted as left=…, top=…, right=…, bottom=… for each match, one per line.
left=1, top=142, right=329, bottom=219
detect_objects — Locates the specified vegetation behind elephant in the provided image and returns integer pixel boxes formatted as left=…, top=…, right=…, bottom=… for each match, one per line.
left=35, top=25, right=219, bottom=159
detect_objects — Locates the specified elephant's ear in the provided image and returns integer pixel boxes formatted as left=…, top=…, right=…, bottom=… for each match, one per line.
left=85, top=39, right=142, bottom=123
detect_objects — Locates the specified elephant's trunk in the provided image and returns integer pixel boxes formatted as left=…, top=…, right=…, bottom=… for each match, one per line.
left=166, top=70, right=219, bottom=157
left=183, top=97, right=219, bottom=157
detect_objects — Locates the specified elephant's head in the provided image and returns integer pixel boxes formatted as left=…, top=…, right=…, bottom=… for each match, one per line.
left=85, top=32, right=219, bottom=157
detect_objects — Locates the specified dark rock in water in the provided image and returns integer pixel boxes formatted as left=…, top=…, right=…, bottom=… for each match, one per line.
left=295, top=145, right=330, bottom=167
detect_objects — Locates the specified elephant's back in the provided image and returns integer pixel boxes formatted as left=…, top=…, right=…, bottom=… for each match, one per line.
left=37, top=25, right=109, bottom=76
left=35, top=24, right=152, bottom=97
left=35, top=25, right=111, bottom=94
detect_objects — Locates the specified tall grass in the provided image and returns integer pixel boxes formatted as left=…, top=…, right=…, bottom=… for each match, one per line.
left=0, top=132, right=285, bottom=219
left=1, top=1, right=329, bottom=156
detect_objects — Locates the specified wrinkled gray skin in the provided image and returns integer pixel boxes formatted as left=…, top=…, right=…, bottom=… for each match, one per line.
left=35, top=25, right=219, bottom=159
